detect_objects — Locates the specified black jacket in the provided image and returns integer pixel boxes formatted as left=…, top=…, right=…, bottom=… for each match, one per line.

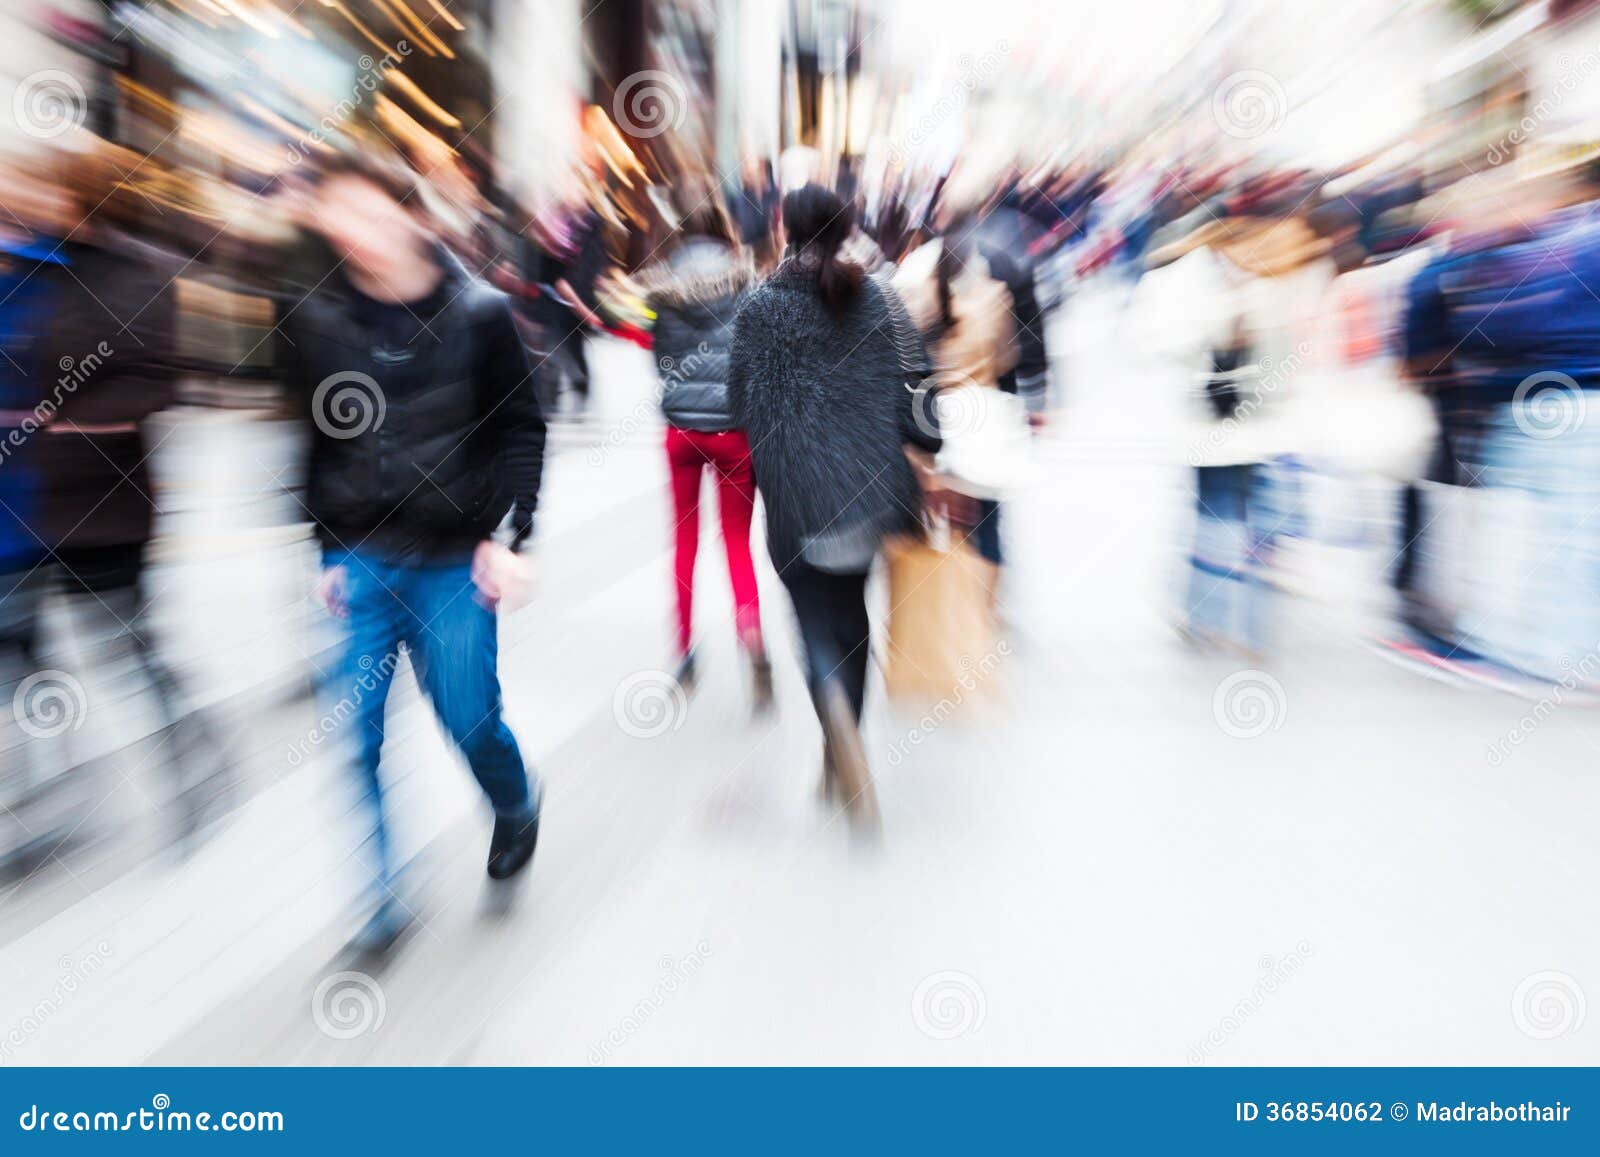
left=280, top=250, right=545, bottom=559
left=31, top=236, right=179, bottom=553
left=727, top=260, right=938, bottom=572
left=640, top=238, right=755, bottom=431
left=980, top=244, right=1049, bottom=410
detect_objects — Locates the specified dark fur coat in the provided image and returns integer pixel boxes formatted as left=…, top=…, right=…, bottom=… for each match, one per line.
left=727, top=259, right=939, bottom=573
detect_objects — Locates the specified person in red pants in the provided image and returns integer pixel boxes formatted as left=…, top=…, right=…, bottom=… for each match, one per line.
left=639, top=191, right=770, bottom=705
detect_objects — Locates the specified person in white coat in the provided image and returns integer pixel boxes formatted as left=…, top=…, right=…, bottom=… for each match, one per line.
left=1141, top=216, right=1333, bottom=654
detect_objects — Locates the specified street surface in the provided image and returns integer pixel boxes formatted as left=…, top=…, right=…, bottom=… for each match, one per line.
left=2, top=286, right=1595, bottom=1066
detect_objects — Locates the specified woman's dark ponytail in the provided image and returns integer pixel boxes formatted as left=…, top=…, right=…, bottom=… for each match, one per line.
left=782, top=184, right=862, bottom=315
left=933, top=212, right=975, bottom=336
left=935, top=238, right=958, bottom=334
left=815, top=235, right=863, bottom=313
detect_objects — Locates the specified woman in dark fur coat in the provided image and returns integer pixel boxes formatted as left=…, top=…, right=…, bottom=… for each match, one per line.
left=726, top=184, right=941, bottom=824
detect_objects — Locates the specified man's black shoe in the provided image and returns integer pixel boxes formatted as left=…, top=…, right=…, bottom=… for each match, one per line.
left=487, top=793, right=541, bottom=881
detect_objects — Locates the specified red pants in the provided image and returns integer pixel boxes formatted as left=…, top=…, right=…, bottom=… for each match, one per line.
left=666, top=426, right=762, bottom=655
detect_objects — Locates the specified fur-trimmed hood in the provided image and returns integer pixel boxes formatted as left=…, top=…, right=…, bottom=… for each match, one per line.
left=642, top=237, right=756, bottom=431
left=637, top=237, right=756, bottom=310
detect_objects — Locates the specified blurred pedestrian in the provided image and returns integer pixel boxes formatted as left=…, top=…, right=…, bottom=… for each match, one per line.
left=34, top=145, right=238, bottom=846
left=548, top=196, right=608, bottom=413
left=727, top=184, right=941, bottom=827
left=893, top=208, right=1017, bottom=574
left=636, top=191, right=769, bottom=707
left=1144, top=215, right=1328, bottom=655
left=282, top=154, right=546, bottom=952
left=0, top=161, right=60, bottom=871
left=1400, top=166, right=1600, bottom=683
left=0, top=147, right=237, bottom=863
left=967, top=178, right=1053, bottom=552
left=734, top=159, right=780, bottom=268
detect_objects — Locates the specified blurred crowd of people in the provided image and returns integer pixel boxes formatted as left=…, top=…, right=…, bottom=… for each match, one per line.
left=9, top=0, right=1600, bottom=958
left=1123, top=148, right=1600, bottom=690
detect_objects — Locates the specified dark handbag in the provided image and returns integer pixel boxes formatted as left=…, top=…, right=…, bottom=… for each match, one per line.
left=1203, top=345, right=1251, bottom=420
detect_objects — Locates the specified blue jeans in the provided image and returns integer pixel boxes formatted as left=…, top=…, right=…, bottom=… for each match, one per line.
left=1186, top=464, right=1272, bottom=652
left=969, top=499, right=1002, bottom=566
left=331, top=550, right=531, bottom=890
left=1461, top=403, right=1600, bottom=679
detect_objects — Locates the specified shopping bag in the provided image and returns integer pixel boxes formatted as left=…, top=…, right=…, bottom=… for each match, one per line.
left=882, top=528, right=1001, bottom=707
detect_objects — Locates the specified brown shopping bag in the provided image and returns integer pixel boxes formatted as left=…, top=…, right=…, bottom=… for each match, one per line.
left=882, top=529, right=1001, bottom=707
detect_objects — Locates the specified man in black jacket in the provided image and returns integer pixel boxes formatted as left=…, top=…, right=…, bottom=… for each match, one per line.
left=281, top=156, right=546, bottom=949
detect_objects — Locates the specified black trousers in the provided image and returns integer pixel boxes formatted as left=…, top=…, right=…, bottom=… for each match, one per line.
left=0, top=564, right=45, bottom=689
left=780, top=561, right=871, bottom=722
left=1395, top=482, right=1423, bottom=594
left=1393, top=409, right=1461, bottom=600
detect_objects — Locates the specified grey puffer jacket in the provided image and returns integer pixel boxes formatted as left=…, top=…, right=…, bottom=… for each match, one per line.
left=727, top=259, right=940, bottom=572
left=639, top=238, right=755, bottom=431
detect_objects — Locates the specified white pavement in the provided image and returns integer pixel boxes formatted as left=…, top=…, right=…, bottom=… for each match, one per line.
left=2, top=290, right=1597, bottom=1066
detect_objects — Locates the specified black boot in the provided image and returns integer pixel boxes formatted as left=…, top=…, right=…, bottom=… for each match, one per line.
left=345, top=898, right=414, bottom=961
left=816, top=681, right=878, bottom=833
left=487, top=788, right=542, bottom=881
left=749, top=650, right=774, bottom=715
left=674, top=648, right=698, bottom=696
